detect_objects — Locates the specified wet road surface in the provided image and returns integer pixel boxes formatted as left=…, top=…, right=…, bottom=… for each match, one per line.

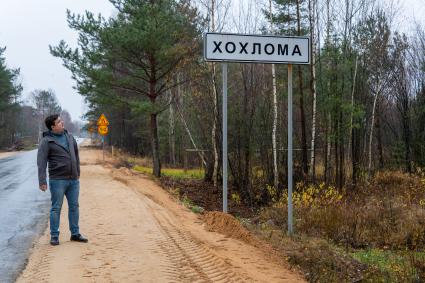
left=0, top=150, right=50, bottom=283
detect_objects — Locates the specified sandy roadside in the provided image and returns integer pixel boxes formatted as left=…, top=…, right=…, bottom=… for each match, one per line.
left=17, top=148, right=305, bottom=282
left=0, top=151, right=19, bottom=159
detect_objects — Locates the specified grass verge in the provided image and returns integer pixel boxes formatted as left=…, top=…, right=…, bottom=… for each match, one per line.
left=351, top=249, right=425, bottom=282
left=133, top=165, right=204, bottom=179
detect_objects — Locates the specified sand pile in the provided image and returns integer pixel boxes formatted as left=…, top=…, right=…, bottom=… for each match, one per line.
left=110, top=167, right=135, bottom=185
left=203, top=211, right=259, bottom=246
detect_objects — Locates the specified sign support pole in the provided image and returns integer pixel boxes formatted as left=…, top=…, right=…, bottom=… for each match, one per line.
left=288, top=64, right=293, bottom=235
left=102, top=136, right=105, bottom=163
left=204, top=33, right=310, bottom=220
left=223, top=63, right=228, bottom=213
left=97, top=113, right=109, bottom=165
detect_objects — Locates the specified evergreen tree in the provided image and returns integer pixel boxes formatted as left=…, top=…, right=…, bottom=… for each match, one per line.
left=50, top=0, right=201, bottom=177
left=0, top=46, right=22, bottom=148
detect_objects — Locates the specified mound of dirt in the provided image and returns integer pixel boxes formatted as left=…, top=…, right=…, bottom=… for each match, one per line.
left=110, top=167, right=135, bottom=185
left=115, top=167, right=134, bottom=176
left=203, top=211, right=260, bottom=247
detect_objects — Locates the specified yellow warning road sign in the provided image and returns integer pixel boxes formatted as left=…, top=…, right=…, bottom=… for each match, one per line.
left=98, top=125, right=108, bottom=135
left=97, top=114, right=109, bottom=126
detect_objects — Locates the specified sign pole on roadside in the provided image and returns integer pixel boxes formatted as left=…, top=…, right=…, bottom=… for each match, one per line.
left=222, top=63, right=228, bottom=213
left=204, top=33, right=310, bottom=223
left=102, top=136, right=105, bottom=163
left=97, top=113, right=109, bottom=164
left=287, top=64, right=293, bottom=235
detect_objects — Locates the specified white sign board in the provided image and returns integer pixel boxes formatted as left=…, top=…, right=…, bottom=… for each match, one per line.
left=204, top=33, right=310, bottom=64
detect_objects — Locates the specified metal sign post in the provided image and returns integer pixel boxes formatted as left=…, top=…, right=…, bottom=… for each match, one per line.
left=102, top=136, right=105, bottom=163
left=204, top=33, right=310, bottom=225
left=97, top=113, right=109, bottom=165
left=287, top=64, right=293, bottom=235
left=222, top=63, right=228, bottom=213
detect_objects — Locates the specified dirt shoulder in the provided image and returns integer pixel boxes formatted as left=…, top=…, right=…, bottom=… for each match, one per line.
left=0, top=151, right=19, bottom=159
left=17, top=148, right=305, bottom=282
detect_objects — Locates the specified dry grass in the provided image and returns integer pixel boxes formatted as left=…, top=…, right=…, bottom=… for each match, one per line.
left=243, top=221, right=376, bottom=282
left=133, top=165, right=204, bottom=179
left=259, top=172, right=425, bottom=249
left=253, top=171, right=425, bottom=282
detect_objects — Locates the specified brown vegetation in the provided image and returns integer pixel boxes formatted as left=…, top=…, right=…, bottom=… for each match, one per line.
left=155, top=168, right=425, bottom=282
left=258, top=171, right=425, bottom=250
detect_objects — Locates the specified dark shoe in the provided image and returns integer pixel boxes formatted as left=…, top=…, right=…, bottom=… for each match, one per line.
left=50, top=237, right=59, bottom=246
left=70, top=234, right=88, bottom=243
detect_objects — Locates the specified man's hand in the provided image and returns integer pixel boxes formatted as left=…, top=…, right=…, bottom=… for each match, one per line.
left=39, top=184, right=47, bottom=192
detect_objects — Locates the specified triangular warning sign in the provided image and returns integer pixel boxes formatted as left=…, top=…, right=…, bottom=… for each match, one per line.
left=97, top=114, right=109, bottom=126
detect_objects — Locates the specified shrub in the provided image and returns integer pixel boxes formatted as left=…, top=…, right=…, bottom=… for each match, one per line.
left=259, top=174, right=425, bottom=250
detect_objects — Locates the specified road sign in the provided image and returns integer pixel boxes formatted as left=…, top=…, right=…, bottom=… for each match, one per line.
left=204, top=32, right=310, bottom=235
left=97, top=114, right=109, bottom=126
left=98, top=125, right=108, bottom=136
left=204, top=33, right=310, bottom=64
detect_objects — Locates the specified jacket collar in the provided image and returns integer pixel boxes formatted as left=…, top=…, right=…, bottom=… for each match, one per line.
left=42, top=130, right=71, bottom=152
left=43, top=129, right=69, bottom=138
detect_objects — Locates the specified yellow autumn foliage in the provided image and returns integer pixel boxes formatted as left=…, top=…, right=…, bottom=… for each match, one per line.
left=269, top=182, right=343, bottom=208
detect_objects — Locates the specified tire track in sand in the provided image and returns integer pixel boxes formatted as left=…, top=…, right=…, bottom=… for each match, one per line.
left=18, top=149, right=305, bottom=283
left=134, top=191, right=251, bottom=283
left=18, top=242, right=54, bottom=282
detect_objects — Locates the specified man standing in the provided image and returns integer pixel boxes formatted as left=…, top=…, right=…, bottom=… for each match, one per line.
left=37, top=114, right=88, bottom=246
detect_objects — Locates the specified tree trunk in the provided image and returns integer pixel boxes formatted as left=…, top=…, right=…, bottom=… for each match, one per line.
left=269, top=0, right=279, bottom=190
left=351, top=125, right=359, bottom=186
left=368, top=91, right=379, bottom=180
left=401, top=86, right=412, bottom=174
left=296, top=0, right=308, bottom=177
left=211, top=64, right=220, bottom=187
left=403, top=111, right=412, bottom=173
left=325, top=114, right=332, bottom=184
left=376, top=103, right=384, bottom=170
left=308, top=0, right=317, bottom=183
left=334, top=117, right=340, bottom=187
left=339, top=111, right=345, bottom=188
left=271, top=65, right=279, bottom=189
left=211, top=0, right=220, bottom=187
left=169, top=89, right=176, bottom=166
left=150, top=113, right=161, bottom=177
left=244, top=65, right=256, bottom=206
left=324, top=0, right=332, bottom=184
left=348, top=56, right=358, bottom=170
left=175, top=102, right=207, bottom=167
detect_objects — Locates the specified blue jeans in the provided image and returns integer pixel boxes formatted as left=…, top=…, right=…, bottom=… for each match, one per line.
left=49, top=179, right=80, bottom=237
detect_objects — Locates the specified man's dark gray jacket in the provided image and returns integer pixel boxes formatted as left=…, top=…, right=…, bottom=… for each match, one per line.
left=37, top=130, right=80, bottom=186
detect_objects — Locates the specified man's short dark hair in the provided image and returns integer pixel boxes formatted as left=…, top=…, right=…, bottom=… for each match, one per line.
left=45, top=114, right=60, bottom=131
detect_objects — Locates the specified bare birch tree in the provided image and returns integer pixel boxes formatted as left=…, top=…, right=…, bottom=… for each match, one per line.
left=308, top=0, right=317, bottom=182
left=196, top=0, right=230, bottom=185
left=269, top=0, right=279, bottom=190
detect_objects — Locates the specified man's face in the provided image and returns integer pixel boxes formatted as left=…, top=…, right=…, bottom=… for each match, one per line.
left=52, top=117, right=64, bottom=133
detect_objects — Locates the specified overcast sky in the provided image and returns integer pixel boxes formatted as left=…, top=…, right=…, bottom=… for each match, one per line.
left=0, top=0, right=115, bottom=122
left=0, top=0, right=424, bottom=122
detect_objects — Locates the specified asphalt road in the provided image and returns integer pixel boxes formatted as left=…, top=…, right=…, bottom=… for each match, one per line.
left=0, top=150, right=50, bottom=283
